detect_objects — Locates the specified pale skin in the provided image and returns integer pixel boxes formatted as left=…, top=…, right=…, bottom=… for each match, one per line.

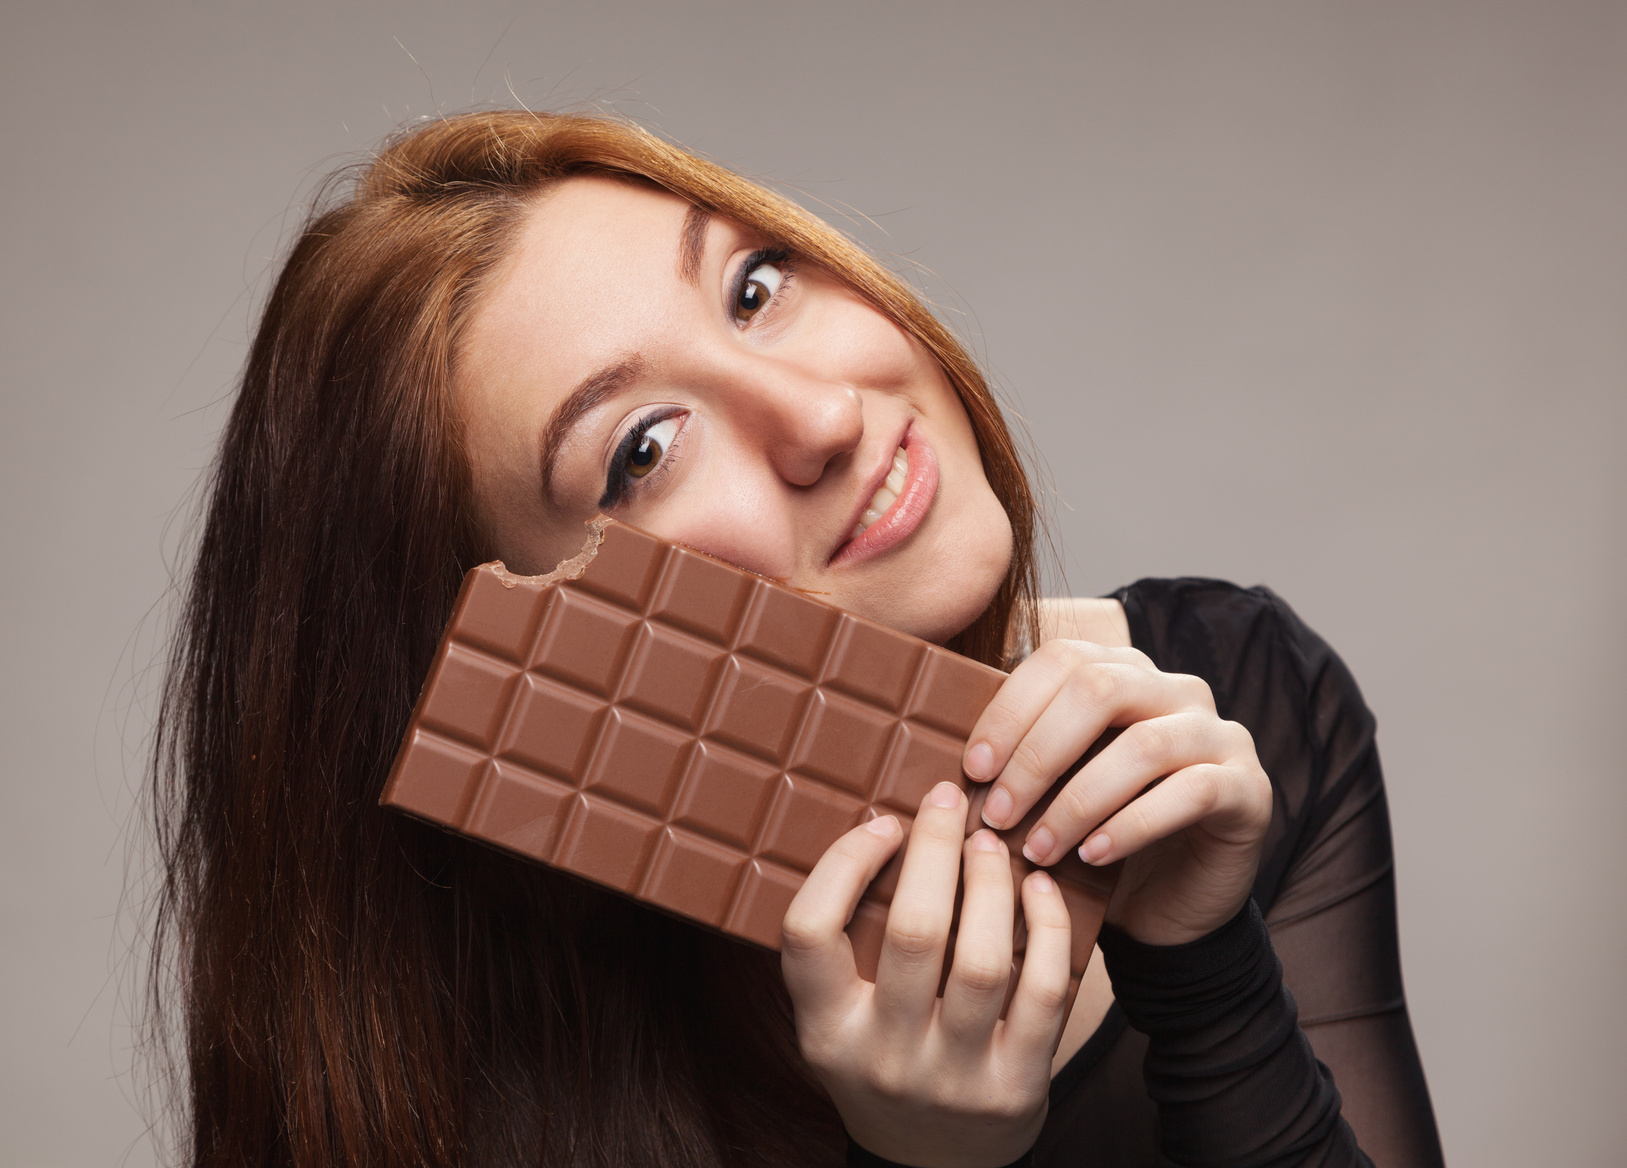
left=458, top=177, right=1274, bottom=1168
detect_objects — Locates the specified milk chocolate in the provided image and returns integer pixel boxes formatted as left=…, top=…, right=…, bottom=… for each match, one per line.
left=382, top=519, right=1117, bottom=1012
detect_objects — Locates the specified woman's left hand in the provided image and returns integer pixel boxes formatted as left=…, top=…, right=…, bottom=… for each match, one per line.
left=964, top=639, right=1273, bottom=946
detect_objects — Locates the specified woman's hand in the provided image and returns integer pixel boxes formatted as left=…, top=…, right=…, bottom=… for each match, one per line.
left=965, top=640, right=1273, bottom=946
left=782, top=783, right=1074, bottom=1168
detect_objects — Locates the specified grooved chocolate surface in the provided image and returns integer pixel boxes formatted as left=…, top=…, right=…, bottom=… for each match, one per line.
left=383, top=520, right=1117, bottom=1011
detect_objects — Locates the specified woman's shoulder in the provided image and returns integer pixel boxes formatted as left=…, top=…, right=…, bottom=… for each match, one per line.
left=1100, top=577, right=1366, bottom=722
left=1040, top=577, right=1376, bottom=767
left=1034, top=596, right=1133, bottom=648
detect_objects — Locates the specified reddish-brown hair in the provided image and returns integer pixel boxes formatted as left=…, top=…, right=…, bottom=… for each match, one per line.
left=149, top=110, right=1041, bottom=1168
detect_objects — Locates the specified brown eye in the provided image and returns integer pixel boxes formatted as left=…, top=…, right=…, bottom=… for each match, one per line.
left=627, top=433, right=662, bottom=477
left=734, top=260, right=784, bottom=322
left=624, top=416, right=680, bottom=480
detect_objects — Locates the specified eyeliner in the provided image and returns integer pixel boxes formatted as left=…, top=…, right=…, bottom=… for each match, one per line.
left=598, top=412, right=663, bottom=509
left=731, top=246, right=793, bottom=318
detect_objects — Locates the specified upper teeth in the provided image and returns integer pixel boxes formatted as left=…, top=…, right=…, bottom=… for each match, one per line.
left=852, top=447, right=909, bottom=538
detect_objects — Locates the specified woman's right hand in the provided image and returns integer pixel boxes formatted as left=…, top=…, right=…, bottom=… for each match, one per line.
left=780, top=782, right=1074, bottom=1168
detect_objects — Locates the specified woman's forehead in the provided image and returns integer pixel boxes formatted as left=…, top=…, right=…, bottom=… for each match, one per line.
left=462, top=177, right=703, bottom=394
left=513, top=176, right=694, bottom=294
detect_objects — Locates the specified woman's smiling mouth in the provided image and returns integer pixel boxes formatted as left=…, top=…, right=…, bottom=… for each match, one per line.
left=831, top=426, right=939, bottom=566
left=852, top=445, right=910, bottom=538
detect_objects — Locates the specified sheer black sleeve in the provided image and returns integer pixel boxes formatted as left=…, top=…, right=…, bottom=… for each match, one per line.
left=1113, top=579, right=1444, bottom=1167
left=1096, top=899, right=1365, bottom=1167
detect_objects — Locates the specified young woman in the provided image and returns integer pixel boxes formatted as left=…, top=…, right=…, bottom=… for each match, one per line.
left=150, top=111, right=1444, bottom=1168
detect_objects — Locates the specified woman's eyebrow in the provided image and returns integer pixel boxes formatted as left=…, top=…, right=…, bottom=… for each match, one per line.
left=538, top=207, right=706, bottom=497
left=678, top=204, right=712, bottom=285
left=539, top=355, right=645, bottom=498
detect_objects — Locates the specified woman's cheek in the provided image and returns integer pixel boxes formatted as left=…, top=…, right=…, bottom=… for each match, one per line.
left=929, top=501, right=1014, bottom=640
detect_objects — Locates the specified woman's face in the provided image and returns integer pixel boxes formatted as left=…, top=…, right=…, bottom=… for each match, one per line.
left=457, top=176, right=1013, bottom=644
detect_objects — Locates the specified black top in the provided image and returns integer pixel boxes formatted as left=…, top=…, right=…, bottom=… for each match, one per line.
left=852, top=579, right=1445, bottom=1168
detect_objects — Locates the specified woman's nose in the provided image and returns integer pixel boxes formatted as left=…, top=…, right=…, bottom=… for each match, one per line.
left=737, top=362, right=865, bottom=487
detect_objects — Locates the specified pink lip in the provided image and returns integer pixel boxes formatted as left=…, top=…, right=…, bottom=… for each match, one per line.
left=830, top=426, right=939, bottom=566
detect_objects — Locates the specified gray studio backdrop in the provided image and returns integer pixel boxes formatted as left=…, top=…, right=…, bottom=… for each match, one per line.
left=3, top=2, right=1623, bottom=1165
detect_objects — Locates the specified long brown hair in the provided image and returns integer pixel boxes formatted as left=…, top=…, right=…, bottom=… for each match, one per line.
left=148, top=110, right=1041, bottom=1168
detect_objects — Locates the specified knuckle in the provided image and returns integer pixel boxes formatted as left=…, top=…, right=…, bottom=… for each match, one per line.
left=1122, top=646, right=1156, bottom=671
left=1065, top=664, right=1121, bottom=711
left=1050, top=777, right=1096, bottom=827
left=866, top=1055, right=915, bottom=1101
left=795, top=1028, right=840, bottom=1070
left=1118, top=797, right=1156, bottom=839
left=1171, top=671, right=1215, bottom=710
left=1009, top=737, right=1048, bottom=783
left=1220, top=718, right=1257, bottom=755
left=1002, top=1093, right=1040, bottom=1123
left=780, top=909, right=827, bottom=955
left=1124, top=717, right=1176, bottom=769
left=952, top=955, right=1010, bottom=997
left=885, top=914, right=946, bottom=961
left=1020, top=970, right=1071, bottom=1015
left=1239, top=763, right=1275, bottom=821
left=1187, top=764, right=1224, bottom=810
left=912, top=803, right=965, bottom=844
left=1038, top=638, right=1086, bottom=669
left=976, top=700, right=1027, bottom=746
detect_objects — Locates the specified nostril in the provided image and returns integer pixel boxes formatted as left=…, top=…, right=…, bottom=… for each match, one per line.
left=771, top=386, right=863, bottom=486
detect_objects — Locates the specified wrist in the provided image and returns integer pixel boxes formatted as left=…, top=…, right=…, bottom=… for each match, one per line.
left=1097, top=898, right=1281, bottom=1038
left=1098, top=897, right=1261, bottom=970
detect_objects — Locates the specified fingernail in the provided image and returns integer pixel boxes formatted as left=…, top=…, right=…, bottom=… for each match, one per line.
left=1079, top=833, right=1110, bottom=863
left=965, top=741, right=995, bottom=780
left=970, top=828, right=1001, bottom=853
left=983, top=786, right=1013, bottom=827
left=1022, top=825, right=1055, bottom=864
left=865, top=815, right=898, bottom=836
left=1028, top=870, right=1056, bottom=893
left=930, top=781, right=962, bottom=809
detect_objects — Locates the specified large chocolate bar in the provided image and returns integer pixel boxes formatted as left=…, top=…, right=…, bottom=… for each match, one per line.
left=383, top=519, right=1116, bottom=1012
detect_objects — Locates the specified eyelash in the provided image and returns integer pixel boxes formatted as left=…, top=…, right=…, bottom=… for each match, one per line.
left=731, top=246, right=795, bottom=325
left=599, top=409, right=684, bottom=510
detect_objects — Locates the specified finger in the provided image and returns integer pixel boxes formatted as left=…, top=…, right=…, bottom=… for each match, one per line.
left=1022, top=711, right=1244, bottom=865
left=983, top=663, right=1215, bottom=834
left=1074, top=759, right=1271, bottom=867
left=781, top=815, right=905, bottom=1020
left=964, top=641, right=1149, bottom=785
left=938, top=829, right=1016, bottom=1044
left=1000, top=870, right=1073, bottom=1060
left=872, top=782, right=970, bottom=1029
